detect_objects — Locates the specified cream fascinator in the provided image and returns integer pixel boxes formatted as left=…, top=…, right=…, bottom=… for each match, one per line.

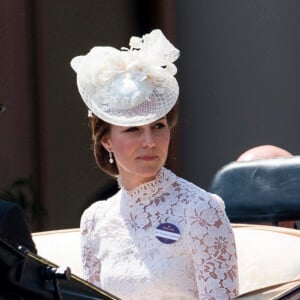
left=70, top=29, right=180, bottom=126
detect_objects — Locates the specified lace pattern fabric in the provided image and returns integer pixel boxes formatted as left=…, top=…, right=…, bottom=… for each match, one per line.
left=80, top=168, right=239, bottom=299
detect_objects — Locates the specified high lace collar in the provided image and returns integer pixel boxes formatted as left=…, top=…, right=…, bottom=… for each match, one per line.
left=118, top=167, right=177, bottom=204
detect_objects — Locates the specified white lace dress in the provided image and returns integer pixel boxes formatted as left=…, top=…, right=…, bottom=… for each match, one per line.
left=80, top=168, right=239, bottom=300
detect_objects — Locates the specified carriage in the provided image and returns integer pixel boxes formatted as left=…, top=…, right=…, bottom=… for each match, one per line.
left=2, top=156, right=300, bottom=299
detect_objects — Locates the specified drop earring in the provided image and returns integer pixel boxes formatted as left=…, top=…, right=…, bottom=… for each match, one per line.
left=108, top=151, right=114, bottom=164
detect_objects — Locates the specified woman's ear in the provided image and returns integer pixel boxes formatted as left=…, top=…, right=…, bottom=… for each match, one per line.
left=101, top=134, right=111, bottom=152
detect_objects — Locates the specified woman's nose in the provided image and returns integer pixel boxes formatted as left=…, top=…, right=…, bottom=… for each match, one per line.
left=142, top=130, right=156, bottom=148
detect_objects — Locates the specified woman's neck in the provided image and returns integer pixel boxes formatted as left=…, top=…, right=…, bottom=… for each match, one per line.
left=118, top=170, right=161, bottom=191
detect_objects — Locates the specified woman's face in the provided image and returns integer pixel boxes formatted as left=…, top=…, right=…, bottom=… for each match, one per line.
left=101, top=117, right=170, bottom=189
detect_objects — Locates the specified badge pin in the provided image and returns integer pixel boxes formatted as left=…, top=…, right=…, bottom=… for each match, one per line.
left=155, top=223, right=180, bottom=244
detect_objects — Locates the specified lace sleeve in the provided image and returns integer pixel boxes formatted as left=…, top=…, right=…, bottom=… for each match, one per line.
left=187, top=194, right=239, bottom=299
left=80, top=204, right=102, bottom=287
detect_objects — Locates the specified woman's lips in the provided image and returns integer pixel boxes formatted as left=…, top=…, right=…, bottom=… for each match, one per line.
left=137, top=155, right=158, bottom=161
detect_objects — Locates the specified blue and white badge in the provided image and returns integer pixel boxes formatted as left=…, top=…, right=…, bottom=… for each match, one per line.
left=155, top=223, right=180, bottom=244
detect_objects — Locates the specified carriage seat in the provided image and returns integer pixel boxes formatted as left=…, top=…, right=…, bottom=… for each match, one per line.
left=32, top=224, right=300, bottom=296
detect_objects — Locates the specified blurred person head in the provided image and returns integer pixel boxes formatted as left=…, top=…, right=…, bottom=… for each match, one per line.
left=237, top=145, right=292, bottom=162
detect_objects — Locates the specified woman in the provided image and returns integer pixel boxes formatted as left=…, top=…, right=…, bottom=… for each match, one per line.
left=71, top=29, right=238, bottom=299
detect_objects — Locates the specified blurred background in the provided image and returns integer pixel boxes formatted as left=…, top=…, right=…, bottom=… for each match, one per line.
left=1, top=0, right=300, bottom=231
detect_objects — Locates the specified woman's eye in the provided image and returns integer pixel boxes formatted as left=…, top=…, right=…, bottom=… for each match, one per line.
left=125, top=127, right=139, bottom=132
left=153, top=122, right=166, bottom=129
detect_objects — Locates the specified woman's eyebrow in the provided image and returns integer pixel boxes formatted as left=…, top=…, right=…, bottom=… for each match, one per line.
left=154, top=117, right=165, bottom=122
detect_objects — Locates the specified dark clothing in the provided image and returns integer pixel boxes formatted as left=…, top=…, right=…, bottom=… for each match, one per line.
left=0, top=200, right=37, bottom=253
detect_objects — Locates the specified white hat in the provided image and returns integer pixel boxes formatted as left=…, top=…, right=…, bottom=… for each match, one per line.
left=70, top=29, right=180, bottom=126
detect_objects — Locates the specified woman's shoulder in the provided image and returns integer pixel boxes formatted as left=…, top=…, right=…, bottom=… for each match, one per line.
left=175, top=174, right=225, bottom=210
left=175, top=175, right=209, bottom=197
left=81, top=192, right=120, bottom=222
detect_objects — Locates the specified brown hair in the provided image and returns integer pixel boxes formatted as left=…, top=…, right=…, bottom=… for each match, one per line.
left=90, top=104, right=179, bottom=177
